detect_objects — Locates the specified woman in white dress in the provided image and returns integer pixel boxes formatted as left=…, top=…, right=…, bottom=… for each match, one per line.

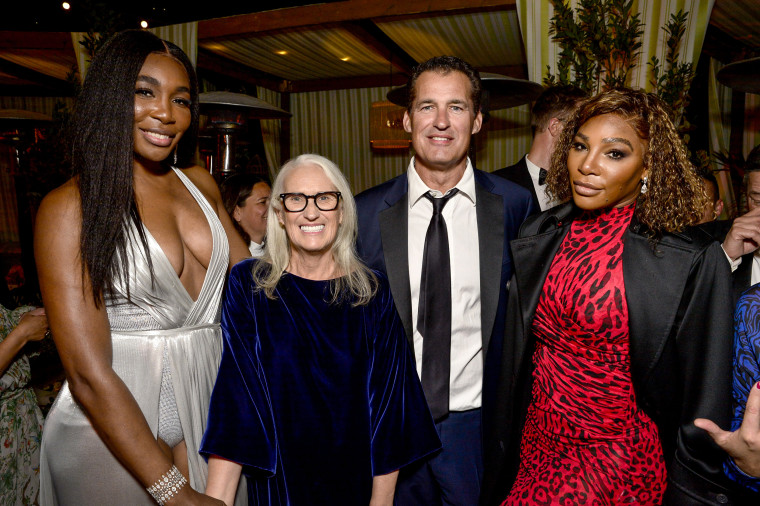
left=34, top=30, right=249, bottom=505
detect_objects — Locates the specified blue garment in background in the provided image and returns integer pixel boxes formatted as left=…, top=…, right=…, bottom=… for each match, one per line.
left=725, top=284, right=760, bottom=492
left=201, top=259, right=441, bottom=505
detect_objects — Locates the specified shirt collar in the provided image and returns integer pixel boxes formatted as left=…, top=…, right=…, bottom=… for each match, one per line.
left=524, top=154, right=543, bottom=182
left=407, top=156, right=477, bottom=208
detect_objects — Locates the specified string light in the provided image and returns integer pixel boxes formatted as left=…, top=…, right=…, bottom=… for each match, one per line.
left=340, top=57, right=350, bottom=62
left=62, top=2, right=71, bottom=9
left=140, top=20, right=149, bottom=29
left=276, top=50, right=288, bottom=55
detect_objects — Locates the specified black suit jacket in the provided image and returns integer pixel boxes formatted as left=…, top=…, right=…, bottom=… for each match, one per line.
left=355, top=168, right=535, bottom=496
left=482, top=203, right=740, bottom=505
left=492, top=156, right=540, bottom=212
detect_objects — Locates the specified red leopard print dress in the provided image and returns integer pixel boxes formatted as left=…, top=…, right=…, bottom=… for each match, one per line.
left=503, top=204, right=666, bottom=505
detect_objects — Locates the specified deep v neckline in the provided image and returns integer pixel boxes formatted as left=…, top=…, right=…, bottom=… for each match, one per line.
left=139, top=168, right=217, bottom=306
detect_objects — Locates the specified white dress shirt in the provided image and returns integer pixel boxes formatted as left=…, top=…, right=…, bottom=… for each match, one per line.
left=524, top=154, right=557, bottom=211
left=725, top=247, right=760, bottom=286
left=407, top=157, right=482, bottom=411
left=249, top=241, right=264, bottom=258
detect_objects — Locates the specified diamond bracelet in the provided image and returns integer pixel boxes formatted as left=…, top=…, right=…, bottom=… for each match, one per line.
left=146, top=465, right=188, bottom=505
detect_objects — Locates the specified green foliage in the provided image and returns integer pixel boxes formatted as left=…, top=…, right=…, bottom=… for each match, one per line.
left=648, top=10, right=695, bottom=134
left=546, top=0, right=643, bottom=93
left=546, top=2, right=700, bottom=144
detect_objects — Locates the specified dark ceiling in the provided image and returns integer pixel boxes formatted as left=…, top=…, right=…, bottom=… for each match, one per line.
left=4, top=1, right=333, bottom=31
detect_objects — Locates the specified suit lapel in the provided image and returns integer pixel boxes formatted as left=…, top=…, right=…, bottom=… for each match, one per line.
left=475, top=178, right=504, bottom=354
left=379, top=194, right=414, bottom=347
left=510, top=226, right=568, bottom=335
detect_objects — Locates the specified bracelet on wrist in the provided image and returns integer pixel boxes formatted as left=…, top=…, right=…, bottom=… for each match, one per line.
left=146, top=464, right=187, bottom=505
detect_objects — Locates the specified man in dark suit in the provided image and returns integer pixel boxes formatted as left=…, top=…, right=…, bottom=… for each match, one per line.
left=492, top=85, right=587, bottom=213
left=721, top=144, right=760, bottom=304
left=355, top=56, right=535, bottom=505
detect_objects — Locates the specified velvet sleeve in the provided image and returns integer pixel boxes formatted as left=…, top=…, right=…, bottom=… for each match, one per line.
left=368, top=275, right=441, bottom=476
left=200, top=259, right=276, bottom=477
left=723, top=286, right=760, bottom=492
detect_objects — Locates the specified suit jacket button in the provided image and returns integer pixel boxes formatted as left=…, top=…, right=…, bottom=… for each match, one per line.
left=715, top=493, right=728, bottom=504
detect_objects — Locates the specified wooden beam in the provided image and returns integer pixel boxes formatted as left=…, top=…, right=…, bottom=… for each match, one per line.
left=197, top=48, right=287, bottom=92
left=0, top=84, right=71, bottom=97
left=199, top=0, right=514, bottom=40
left=0, top=32, right=72, bottom=50
left=0, top=56, right=74, bottom=95
left=287, top=64, right=527, bottom=93
left=341, top=20, right=417, bottom=75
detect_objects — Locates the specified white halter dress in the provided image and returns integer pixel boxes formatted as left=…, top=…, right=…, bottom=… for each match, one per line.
left=40, top=169, right=235, bottom=504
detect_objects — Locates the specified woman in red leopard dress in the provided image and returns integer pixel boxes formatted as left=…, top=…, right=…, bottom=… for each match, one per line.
left=496, top=89, right=737, bottom=505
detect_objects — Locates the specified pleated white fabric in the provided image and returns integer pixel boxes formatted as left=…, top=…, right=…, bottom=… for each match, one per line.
left=39, top=168, right=241, bottom=505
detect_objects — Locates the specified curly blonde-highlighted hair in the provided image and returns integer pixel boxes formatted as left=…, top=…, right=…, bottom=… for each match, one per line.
left=252, top=154, right=377, bottom=306
left=545, top=88, right=707, bottom=237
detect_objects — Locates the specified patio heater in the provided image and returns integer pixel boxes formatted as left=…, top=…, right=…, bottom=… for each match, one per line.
left=385, top=73, right=545, bottom=119
left=199, top=91, right=291, bottom=179
left=717, top=57, right=760, bottom=95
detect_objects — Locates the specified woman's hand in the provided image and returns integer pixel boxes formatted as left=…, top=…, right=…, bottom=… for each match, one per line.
left=0, top=307, right=48, bottom=375
left=695, top=381, right=760, bottom=477
left=167, top=486, right=226, bottom=506
left=14, top=307, right=48, bottom=342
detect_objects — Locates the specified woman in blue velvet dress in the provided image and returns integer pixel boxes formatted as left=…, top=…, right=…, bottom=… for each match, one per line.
left=201, top=154, right=440, bottom=505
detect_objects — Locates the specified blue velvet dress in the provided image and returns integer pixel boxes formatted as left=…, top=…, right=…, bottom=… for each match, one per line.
left=201, top=259, right=441, bottom=505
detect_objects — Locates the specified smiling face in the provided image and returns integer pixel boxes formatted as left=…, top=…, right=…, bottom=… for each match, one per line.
left=133, top=52, right=192, bottom=165
left=277, top=163, right=343, bottom=262
left=567, top=113, right=648, bottom=210
left=403, top=70, right=482, bottom=178
left=234, top=181, right=271, bottom=244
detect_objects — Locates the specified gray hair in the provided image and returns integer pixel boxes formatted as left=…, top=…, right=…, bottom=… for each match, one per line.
left=252, top=153, right=377, bottom=305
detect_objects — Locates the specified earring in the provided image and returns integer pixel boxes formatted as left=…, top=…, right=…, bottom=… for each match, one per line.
left=640, top=176, right=648, bottom=194
left=173, top=149, right=178, bottom=166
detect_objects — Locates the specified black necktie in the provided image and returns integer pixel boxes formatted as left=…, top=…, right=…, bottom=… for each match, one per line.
left=418, top=189, right=458, bottom=421
left=538, top=168, right=548, bottom=186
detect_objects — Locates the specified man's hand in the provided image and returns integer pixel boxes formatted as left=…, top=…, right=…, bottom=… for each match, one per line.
left=722, top=207, right=760, bottom=261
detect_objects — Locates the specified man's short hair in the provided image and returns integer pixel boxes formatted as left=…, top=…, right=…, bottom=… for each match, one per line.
left=531, top=85, right=588, bottom=132
left=407, top=56, right=481, bottom=116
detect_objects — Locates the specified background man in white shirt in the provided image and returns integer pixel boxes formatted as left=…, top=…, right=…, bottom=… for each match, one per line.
left=493, top=85, right=587, bottom=213
left=721, top=143, right=760, bottom=303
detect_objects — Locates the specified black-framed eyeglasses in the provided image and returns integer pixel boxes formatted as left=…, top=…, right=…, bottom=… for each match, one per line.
left=279, top=192, right=342, bottom=212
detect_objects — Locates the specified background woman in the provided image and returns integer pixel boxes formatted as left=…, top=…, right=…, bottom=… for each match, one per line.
left=201, top=154, right=440, bottom=505
left=34, top=30, right=248, bottom=504
left=497, top=88, right=734, bottom=504
left=0, top=304, right=47, bottom=504
left=220, top=173, right=271, bottom=257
